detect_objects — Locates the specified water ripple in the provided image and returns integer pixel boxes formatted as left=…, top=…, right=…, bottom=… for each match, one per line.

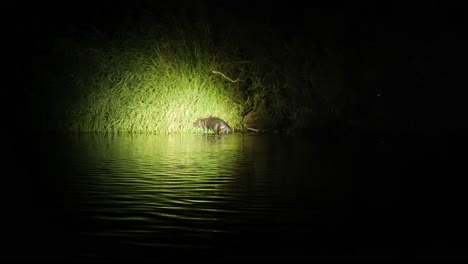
left=55, top=133, right=336, bottom=258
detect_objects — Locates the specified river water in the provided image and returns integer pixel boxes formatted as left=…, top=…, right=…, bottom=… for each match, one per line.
left=5, top=132, right=464, bottom=261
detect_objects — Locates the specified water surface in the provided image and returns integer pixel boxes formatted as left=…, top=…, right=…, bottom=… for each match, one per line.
left=8, top=132, right=411, bottom=260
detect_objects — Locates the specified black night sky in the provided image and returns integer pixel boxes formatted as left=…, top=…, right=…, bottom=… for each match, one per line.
left=6, top=0, right=468, bottom=261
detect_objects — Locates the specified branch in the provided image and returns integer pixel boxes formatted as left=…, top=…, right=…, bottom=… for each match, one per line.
left=210, top=70, right=241, bottom=83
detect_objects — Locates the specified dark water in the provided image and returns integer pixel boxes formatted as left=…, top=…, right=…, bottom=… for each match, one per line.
left=5, top=132, right=467, bottom=261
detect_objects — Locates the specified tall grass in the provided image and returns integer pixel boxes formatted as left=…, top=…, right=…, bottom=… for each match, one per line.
left=36, top=14, right=345, bottom=134
left=64, top=23, right=246, bottom=134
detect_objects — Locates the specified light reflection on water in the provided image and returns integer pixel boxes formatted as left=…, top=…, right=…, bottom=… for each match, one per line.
left=25, top=132, right=400, bottom=260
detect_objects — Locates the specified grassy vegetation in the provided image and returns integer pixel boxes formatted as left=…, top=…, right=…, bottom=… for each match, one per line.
left=32, top=15, right=345, bottom=134
left=62, top=23, right=248, bottom=134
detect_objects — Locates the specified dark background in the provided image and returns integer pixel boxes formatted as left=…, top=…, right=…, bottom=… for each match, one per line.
left=5, top=0, right=467, bottom=260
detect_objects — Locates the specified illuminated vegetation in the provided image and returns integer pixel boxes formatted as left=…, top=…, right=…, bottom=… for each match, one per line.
left=64, top=24, right=247, bottom=134
left=31, top=15, right=344, bottom=134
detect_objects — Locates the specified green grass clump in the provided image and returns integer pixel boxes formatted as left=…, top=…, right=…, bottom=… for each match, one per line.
left=65, top=24, right=245, bottom=134
left=35, top=14, right=346, bottom=135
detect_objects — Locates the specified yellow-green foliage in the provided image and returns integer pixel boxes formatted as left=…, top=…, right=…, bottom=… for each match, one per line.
left=65, top=25, right=244, bottom=134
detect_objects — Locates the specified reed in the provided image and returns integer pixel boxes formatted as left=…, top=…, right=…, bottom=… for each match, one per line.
left=36, top=15, right=345, bottom=134
left=65, top=23, right=245, bottom=134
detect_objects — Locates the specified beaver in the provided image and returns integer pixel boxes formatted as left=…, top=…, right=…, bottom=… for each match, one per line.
left=193, top=117, right=232, bottom=134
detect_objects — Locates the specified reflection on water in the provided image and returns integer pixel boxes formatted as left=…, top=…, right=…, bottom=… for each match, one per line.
left=16, top=132, right=403, bottom=260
